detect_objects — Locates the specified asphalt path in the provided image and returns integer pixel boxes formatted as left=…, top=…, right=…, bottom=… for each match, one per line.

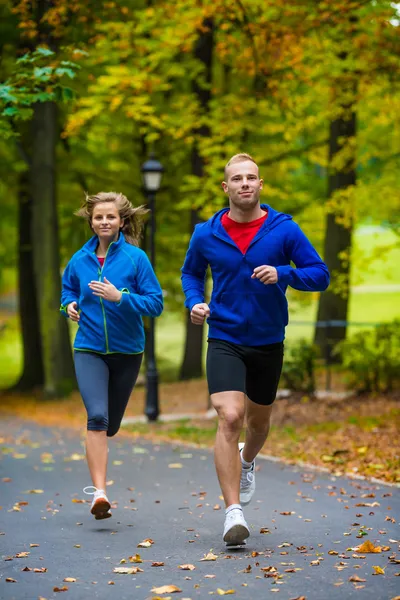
left=0, top=417, right=399, bottom=600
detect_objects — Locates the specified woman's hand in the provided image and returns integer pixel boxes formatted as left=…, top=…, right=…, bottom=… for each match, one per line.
left=88, top=277, right=122, bottom=303
left=67, top=301, right=80, bottom=322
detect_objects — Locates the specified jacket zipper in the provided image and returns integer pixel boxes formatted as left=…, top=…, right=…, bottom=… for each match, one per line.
left=98, top=241, right=114, bottom=353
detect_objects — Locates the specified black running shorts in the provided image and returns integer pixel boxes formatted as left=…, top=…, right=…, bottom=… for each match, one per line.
left=207, top=338, right=284, bottom=406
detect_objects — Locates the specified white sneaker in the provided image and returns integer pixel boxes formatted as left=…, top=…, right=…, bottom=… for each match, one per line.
left=83, top=486, right=111, bottom=520
left=239, top=442, right=256, bottom=506
left=223, top=506, right=250, bottom=545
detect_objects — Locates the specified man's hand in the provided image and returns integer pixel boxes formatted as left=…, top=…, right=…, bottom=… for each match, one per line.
left=88, top=277, right=122, bottom=302
left=190, top=303, right=210, bottom=325
left=67, top=301, right=80, bottom=322
left=251, top=265, right=278, bottom=285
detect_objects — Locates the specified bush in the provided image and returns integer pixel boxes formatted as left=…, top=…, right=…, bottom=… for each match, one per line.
left=334, top=319, right=400, bottom=393
left=281, top=339, right=319, bottom=393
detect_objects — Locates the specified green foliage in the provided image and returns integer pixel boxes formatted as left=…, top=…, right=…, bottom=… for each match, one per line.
left=335, top=319, right=400, bottom=393
left=281, top=339, right=319, bottom=393
left=0, top=47, right=80, bottom=139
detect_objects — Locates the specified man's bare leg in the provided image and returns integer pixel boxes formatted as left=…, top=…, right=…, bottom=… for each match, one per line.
left=241, top=398, right=273, bottom=463
left=211, top=391, right=245, bottom=508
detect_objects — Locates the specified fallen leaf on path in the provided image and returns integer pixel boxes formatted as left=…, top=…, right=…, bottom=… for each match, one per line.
left=108, top=581, right=115, bottom=585
left=129, top=554, right=143, bottom=563
left=22, top=567, right=32, bottom=571
left=260, top=528, right=271, bottom=534
left=64, top=453, right=85, bottom=461
left=204, top=574, right=216, bottom=578
left=6, top=578, right=17, bottom=582
left=24, top=489, right=44, bottom=494
left=2, top=478, right=11, bottom=482
left=372, top=566, right=385, bottom=575
left=239, top=565, right=252, bottom=573
left=356, top=541, right=382, bottom=553
left=151, top=562, right=164, bottom=567
left=15, top=552, right=30, bottom=558
left=349, top=575, right=366, bottom=582
left=71, top=498, right=85, bottom=504
left=34, top=568, right=47, bottom=573
left=138, top=539, right=154, bottom=548
left=53, top=586, right=69, bottom=592
left=280, top=511, right=295, bottom=515
left=213, top=505, right=221, bottom=510
left=30, top=543, right=39, bottom=547
left=168, top=463, right=183, bottom=469
left=74, top=545, right=81, bottom=548
left=217, top=590, right=235, bottom=596
left=151, top=585, right=182, bottom=593
left=200, top=552, right=218, bottom=561
left=179, top=564, right=195, bottom=570
left=63, top=577, right=76, bottom=582
left=114, top=567, right=144, bottom=574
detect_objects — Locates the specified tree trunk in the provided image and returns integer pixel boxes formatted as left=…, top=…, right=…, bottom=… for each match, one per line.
left=31, top=101, right=75, bottom=396
left=314, top=93, right=356, bottom=359
left=179, top=19, right=213, bottom=381
left=11, top=169, right=44, bottom=391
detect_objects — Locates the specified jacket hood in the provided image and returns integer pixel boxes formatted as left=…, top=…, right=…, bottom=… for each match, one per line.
left=209, top=204, right=292, bottom=232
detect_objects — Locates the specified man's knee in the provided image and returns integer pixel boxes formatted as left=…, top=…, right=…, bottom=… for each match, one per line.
left=218, top=407, right=244, bottom=433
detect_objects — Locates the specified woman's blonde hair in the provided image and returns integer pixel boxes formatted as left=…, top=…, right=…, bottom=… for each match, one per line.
left=75, top=191, right=149, bottom=246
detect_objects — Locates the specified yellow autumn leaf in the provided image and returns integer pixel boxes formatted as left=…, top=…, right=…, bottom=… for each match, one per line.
left=217, top=589, right=235, bottom=596
left=200, top=552, right=218, bottom=561
left=168, top=463, right=183, bottom=469
left=63, top=578, right=76, bottom=582
left=24, top=489, right=44, bottom=494
left=178, top=564, right=196, bottom=570
left=357, top=540, right=382, bottom=553
left=372, top=565, right=385, bottom=575
left=129, top=554, right=143, bottom=563
left=151, top=585, right=182, bottom=594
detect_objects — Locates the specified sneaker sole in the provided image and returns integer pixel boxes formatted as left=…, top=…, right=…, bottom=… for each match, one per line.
left=91, top=498, right=111, bottom=520
left=223, top=523, right=250, bottom=545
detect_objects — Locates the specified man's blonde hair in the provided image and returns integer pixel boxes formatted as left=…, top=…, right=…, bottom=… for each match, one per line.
left=224, top=153, right=258, bottom=179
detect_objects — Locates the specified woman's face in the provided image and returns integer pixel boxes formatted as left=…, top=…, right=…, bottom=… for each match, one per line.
left=91, top=202, right=123, bottom=243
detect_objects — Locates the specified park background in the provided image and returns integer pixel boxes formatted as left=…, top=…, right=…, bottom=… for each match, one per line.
left=0, top=1, right=399, bottom=482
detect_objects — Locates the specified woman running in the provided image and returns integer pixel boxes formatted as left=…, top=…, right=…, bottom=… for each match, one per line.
left=60, top=191, right=163, bottom=520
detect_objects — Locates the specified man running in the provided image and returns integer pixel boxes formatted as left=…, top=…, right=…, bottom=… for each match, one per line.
left=181, top=153, right=329, bottom=545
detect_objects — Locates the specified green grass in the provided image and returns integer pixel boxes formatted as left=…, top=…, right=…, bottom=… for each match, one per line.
left=1, top=225, right=399, bottom=389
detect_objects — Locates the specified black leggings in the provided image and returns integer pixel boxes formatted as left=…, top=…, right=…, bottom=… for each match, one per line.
left=74, top=351, right=143, bottom=437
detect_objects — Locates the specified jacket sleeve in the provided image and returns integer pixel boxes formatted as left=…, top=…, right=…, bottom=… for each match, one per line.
left=60, top=258, right=80, bottom=317
left=181, top=227, right=209, bottom=311
left=117, top=251, right=163, bottom=318
left=276, top=222, right=330, bottom=292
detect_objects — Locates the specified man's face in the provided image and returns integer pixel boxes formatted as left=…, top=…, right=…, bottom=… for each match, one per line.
left=222, top=160, right=263, bottom=210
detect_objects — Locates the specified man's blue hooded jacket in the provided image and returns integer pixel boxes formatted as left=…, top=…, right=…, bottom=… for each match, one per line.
left=181, top=205, right=329, bottom=346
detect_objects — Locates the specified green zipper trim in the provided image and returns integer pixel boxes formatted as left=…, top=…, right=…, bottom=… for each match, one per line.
left=97, top=241, right=115, bottom=354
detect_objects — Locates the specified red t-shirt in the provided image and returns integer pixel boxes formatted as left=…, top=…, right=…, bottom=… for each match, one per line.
left=98, top=257, right=105, bottom=267
left=221, top=210, right=268, bottom=254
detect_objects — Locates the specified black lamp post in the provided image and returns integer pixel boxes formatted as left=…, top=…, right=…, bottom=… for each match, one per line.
left=141, top=154, right=163, bottom=422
